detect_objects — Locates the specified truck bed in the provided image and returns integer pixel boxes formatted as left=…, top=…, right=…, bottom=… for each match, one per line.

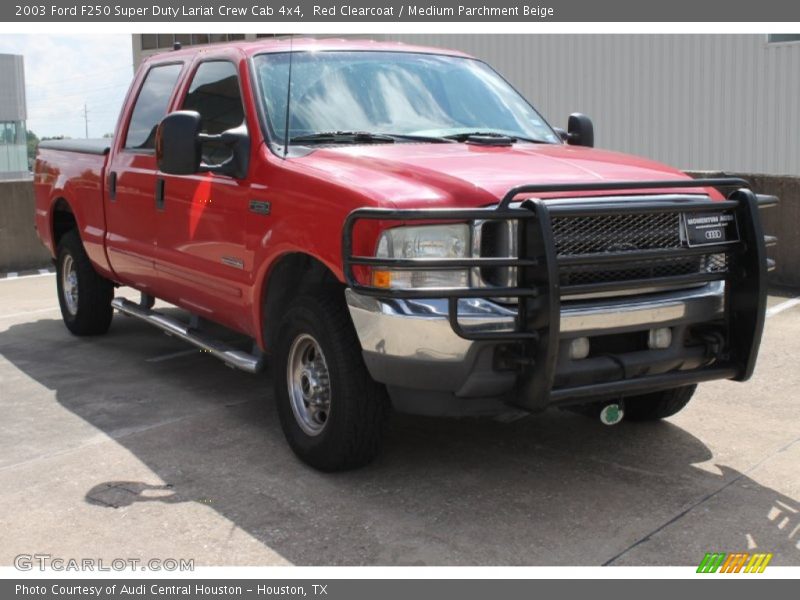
left=38, top=138, right=111, bottom=156
left=33, top=142, right=112, bottom=278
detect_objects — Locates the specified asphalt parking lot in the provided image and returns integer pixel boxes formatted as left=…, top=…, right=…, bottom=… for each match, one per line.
left=1, top=273, right=799, bottom=567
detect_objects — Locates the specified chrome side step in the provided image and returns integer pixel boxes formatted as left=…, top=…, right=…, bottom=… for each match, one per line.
left=111, top=297, right=264, bottom=373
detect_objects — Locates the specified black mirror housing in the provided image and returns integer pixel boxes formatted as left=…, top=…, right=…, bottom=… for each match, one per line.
left=156, top=111, right=202, bottom=175
left=201, top=124, right=250, bottom=180
left=567, top=113, right=594, bottom=148
left=553, top=127, right=569, bottom=142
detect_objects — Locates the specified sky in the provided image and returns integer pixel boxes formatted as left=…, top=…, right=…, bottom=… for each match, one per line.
left=0, top=34, right=134, bottom=139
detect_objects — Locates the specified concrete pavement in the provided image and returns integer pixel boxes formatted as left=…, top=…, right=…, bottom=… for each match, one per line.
left=1, top=274, right=799, bottom=566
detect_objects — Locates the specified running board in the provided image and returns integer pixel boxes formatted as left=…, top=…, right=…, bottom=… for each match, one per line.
left=111, top=297, right=264, bottom=373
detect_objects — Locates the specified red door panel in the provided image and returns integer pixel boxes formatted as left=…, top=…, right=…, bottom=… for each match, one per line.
left=105, top=152, right=159, bottom=291
left=154, top=172, right=253, bottom=334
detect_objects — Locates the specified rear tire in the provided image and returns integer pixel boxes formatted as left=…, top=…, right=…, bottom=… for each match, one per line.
left=56, top=230, right=114, bottom=336
left=623, top=385, right=697, bottom=421
left=273, top=292, right=390, bottom=471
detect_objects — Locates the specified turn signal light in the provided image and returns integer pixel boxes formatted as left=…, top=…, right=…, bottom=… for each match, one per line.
left=372, top=270, right=392, bottom=289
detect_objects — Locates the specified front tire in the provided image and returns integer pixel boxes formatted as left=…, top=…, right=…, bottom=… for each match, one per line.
left=623, top=385, right=697, bottom=421
left=274, top=293, right=390, bottom=471
left=56, top=230, right=114, bottom=336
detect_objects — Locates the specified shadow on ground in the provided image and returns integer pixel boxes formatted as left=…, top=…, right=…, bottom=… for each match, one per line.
left=1, top=313, right=798, bottom=566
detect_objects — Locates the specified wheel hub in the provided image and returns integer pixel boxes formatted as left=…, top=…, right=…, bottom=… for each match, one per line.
left=287, top=334, right=332, bottom=436
left=61, top=255, right=79, bottom=316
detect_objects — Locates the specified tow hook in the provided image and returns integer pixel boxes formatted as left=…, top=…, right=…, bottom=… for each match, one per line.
left=599, top=401, right=625, bottom=426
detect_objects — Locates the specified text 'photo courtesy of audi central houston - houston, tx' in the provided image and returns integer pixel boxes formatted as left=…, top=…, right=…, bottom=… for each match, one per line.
left=34, top=39, right=777, bottom=471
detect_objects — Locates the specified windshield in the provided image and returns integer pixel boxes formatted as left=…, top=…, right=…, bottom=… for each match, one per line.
left=253, top=51, right=560, bottom=145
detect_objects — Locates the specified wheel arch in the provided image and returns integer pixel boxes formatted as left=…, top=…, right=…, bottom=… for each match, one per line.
left=51, top=196, right=79, bottom=250
left=257, top=252, right=344, bottom=353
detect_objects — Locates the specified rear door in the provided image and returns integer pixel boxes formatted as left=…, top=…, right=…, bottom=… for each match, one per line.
left=154, top=55, right=254, bottom=333
left=105, top=61, right=184, bottom=291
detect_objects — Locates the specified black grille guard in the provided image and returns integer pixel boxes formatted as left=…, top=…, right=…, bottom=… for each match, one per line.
left=342, top=178, right=777, bottom=408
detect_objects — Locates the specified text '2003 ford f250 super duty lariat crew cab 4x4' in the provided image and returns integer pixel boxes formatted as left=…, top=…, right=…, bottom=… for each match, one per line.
left=34, top=39, right=777, bottom=471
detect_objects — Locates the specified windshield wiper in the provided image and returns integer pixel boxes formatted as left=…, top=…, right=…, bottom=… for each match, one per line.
left=289, top=130, right=548, bottom=145
left=290, top=131, right=396, bottom=145
left=378, top=133, right=457, bottom=144
left=443, top=131, right=548, bottom=144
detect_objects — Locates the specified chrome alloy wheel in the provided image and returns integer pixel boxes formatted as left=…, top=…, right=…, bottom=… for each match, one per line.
left=61, top=254, right=79, bottom=316
left=286, top=333, right=332, bottom=436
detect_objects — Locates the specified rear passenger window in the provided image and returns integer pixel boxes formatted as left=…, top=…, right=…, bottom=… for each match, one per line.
left=124, top=63, right=183, bottom=150
left=182, top=61, right=245, bottom=164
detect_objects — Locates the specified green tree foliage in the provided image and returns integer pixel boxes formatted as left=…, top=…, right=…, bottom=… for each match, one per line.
left=26, top=129, right=39, bottom=165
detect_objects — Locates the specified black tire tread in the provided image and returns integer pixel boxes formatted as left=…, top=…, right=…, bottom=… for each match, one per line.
left=623, top=384, right=697, bottom=421
left=274, top=290, right=389, bottom=471
left=56, top=230, right=114, bottom=336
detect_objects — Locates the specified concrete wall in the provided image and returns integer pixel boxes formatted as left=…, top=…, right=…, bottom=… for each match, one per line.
left=688, top=172, right=800, bottom=290
left=0, top=179, right=51, bottom=272
left=755, top=175, right=800, bottom=290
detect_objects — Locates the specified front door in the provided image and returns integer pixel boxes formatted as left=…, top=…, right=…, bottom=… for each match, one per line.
left=154, top=58, right=253, bottom=334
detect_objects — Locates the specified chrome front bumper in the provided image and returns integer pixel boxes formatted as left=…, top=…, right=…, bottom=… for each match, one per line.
left=346, top=282, right=726, bottom=398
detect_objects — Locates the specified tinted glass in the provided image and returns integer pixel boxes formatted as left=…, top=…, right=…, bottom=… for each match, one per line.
left=254, top=51, right=559, bottom=145
left=182, top=61, right=245, bottom=164
left=124, top=63, right=182, bottom=150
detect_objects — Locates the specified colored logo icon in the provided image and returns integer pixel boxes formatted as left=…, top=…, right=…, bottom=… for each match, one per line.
left=697, top=552, right=773, bottom=573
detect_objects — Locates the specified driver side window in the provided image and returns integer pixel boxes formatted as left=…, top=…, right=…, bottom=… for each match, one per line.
left=182, top=61, right=245, bottom=165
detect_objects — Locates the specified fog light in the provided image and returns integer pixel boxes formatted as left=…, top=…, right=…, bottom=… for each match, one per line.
left=568, top=337, right=590, bottom=360
left=648, top=327, right=672, bottom=349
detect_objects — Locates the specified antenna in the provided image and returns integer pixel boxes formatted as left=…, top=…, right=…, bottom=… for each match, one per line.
left=282, top=35, right=294, bottom=158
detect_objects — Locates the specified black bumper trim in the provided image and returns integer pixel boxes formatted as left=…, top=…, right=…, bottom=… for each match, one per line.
left=550, top=365, right=739, bottom=405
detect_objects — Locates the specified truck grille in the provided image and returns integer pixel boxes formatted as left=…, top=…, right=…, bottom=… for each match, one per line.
left=551, top=212, right=682, bottom=254
left=477, top=200, right=731, bottom=299
left=559, top=253, right=728, bottom=287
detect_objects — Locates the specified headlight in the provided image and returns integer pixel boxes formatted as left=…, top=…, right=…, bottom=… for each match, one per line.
left=373, top=224, right=470, bottom=289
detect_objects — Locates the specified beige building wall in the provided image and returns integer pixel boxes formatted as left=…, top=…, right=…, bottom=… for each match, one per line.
left=382, top=34, right=800, bottom=176
left=131, top=33, right=279, bottom=66
left=132, top=34, right=800, bottom=176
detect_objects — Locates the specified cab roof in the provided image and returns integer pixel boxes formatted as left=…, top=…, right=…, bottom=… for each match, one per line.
left=143, top=37, right=473, bottom=64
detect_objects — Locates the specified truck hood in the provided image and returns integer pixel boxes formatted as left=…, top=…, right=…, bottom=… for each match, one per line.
left=293, top=142, right=709, bottom=207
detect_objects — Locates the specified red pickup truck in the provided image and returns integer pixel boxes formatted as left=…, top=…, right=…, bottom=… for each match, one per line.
left=34, top=39, right=775, bottom=471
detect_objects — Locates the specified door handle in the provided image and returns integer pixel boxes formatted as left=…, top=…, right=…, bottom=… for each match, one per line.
left=155, top=178, right=165, bottom=211
left=108, top=171, right=117, bottom=201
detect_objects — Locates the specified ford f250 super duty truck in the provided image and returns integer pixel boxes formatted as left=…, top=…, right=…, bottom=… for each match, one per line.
left=34, top=39, right=777, bottom=471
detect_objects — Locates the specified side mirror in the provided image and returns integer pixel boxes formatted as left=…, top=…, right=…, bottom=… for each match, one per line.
left=567, top=113, right=594, bottom=148
left=156, top=111, right=202, bottom=175
left=156, top=110, right=250, bottom=179
left=202, top=124, right=250, bottom=180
